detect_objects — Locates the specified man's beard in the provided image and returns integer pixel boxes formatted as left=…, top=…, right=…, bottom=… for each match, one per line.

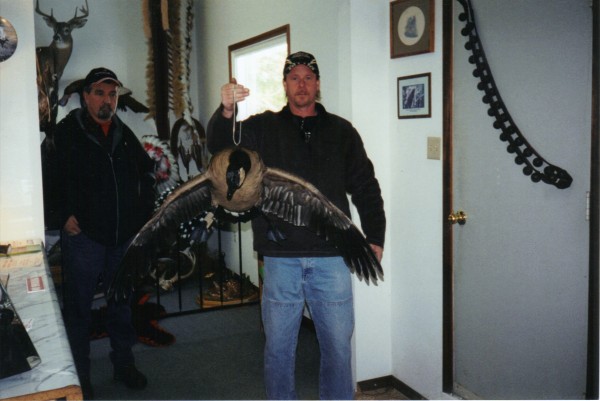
left=96, top=104, right=114, bottom=121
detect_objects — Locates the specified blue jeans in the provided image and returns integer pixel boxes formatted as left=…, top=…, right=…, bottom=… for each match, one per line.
left=61, top=232, right=137, bottom=379
left=261, top=256, right=354, bottom=400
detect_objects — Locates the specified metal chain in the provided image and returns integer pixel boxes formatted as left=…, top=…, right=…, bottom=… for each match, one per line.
left=232, top=86, right=242, bottom=146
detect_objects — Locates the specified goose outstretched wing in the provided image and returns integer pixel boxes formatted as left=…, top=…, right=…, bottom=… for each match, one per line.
left=261, top=167, right=383, bottom=283
left=109, top=173, right=213, bottom=302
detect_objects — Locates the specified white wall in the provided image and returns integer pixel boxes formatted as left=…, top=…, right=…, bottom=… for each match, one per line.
left=385, top=2, right=445, bottom=398
left=348, top=0, right=393, bottom=383
left=0, top=0, right=45, bottom=242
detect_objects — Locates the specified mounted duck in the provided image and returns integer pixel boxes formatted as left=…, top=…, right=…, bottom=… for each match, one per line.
left=108, top=146, right=383, bottom=302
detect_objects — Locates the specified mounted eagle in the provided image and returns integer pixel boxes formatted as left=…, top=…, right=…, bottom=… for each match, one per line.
left=109, top=146, right=383, bottom=302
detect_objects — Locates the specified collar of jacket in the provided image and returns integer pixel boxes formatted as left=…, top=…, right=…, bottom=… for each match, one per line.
left=74, top=108, right=124, bottom=154
left=281, top=102, right=327, bottom=121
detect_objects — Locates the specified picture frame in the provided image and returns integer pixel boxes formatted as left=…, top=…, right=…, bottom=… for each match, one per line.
left=0, top=16, right=18, bottom=63
left=397, top=73, right=431, bottom=119
left=390, top=0, right=434, bottom=58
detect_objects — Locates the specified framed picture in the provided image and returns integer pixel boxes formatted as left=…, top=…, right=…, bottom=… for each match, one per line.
left=390, top=0, right=434, bottom=58
left=397, top=73, right=431, bottom=119
left=0, top=17, right=18, bottom=62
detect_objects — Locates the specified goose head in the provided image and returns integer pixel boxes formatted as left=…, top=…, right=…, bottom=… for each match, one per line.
left=225, top=148, right=252, bottom=201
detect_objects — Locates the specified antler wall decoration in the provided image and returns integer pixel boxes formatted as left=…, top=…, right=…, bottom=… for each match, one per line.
left=456, top=0, right=572, bottom=189
left=35, top=0, right=89, bottom=137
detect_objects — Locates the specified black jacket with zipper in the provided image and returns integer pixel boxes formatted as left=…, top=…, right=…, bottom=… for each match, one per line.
left=54, top=108, right=155, bottom=246
left=207, top=103, right=386, bottom=258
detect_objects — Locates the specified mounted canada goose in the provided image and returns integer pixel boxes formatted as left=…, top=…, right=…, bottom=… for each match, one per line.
left=108, top=146, right=383, bottom=302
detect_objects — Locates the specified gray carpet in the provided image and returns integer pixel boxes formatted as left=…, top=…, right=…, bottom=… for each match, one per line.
left=89, top=303, right=321, bottom=400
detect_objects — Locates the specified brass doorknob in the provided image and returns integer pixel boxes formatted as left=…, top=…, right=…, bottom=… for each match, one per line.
left=448, top=210, right=467, bottom=225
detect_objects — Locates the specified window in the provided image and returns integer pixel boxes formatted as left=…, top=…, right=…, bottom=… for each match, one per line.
left=229, top=25, right=290, bottom=121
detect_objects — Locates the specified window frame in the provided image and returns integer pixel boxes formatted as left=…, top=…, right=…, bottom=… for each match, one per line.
left=228, top=25, right=290, bottom=120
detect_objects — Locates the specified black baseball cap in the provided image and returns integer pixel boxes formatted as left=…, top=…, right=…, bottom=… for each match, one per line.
left=84, top=67, right=122, bottom=88
left=283, top=51, right=320, bottom=79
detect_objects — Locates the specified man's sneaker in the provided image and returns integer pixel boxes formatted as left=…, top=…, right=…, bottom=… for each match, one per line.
left=114, top=365, right=148, bottom=389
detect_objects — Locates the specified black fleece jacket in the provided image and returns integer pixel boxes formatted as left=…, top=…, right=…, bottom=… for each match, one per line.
left=54, top=108, right=155, bottom=246
left=207, top=103, right=386, bottom=258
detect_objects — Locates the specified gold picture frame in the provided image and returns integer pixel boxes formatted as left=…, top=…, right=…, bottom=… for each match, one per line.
left=390, top=0, right=434, bottom=58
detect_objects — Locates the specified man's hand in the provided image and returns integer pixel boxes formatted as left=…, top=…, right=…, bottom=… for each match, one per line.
left=64, top=215, right=81, bottom=236
left=220, top=78, right=250, bottom=118
left=370, top=244, right=383, bottom=263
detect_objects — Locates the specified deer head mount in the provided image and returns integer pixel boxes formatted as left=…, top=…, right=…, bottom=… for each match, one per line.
left=36, top=0, right=89, bottom=134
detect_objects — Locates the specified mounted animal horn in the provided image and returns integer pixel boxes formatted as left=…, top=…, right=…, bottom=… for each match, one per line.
left=35, top=0, right=89, bottom=135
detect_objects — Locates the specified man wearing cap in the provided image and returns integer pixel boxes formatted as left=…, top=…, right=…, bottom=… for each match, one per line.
left=207, top=52, right=386, bottom=400
left=53, top=67, right=154, bottom=398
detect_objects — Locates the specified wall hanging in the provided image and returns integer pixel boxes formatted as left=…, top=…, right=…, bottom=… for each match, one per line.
left=456, top=0, right=572, bottom=189
left=35, top=0, right=89, bottom=137
left=390, top=0, right=434, bottom=58
left=397, top=72, right=431, bottom=118
left=142, top=0, right=207, bottom=175
left=0, top=16, right=18, bottom=63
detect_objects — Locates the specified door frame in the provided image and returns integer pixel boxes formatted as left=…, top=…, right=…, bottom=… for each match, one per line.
left=441, top=0, right=599, bottom=397
left=586, top=1, right=599, bottom=399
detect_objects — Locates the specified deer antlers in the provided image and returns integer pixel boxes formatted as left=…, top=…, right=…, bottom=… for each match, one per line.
left=71, top=0, right=89, bottom=24
left=35, top=0, right=89, bottom=25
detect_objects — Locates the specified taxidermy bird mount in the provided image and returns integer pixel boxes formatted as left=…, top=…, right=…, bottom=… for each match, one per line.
left=108, top=146, right=383, bottom=302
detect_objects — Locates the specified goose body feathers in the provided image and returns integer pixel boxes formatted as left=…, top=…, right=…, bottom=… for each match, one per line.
left=109, top=146, right=382, bottom=302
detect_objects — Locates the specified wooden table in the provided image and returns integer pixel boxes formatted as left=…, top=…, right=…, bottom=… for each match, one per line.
left=0, top=245, right=81, bottom=401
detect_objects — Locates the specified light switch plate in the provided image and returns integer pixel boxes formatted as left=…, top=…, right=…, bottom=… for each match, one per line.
left=427, top=136, right=441, bottom=160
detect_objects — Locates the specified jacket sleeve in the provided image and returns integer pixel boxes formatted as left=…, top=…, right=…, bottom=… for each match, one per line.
left=130, top=132, right=156, bottom=219
left=54, top=119, right=79, bottom=228
left=207, top=105, right=235, bottom=153
left=344, top=128, right=386, bottom=248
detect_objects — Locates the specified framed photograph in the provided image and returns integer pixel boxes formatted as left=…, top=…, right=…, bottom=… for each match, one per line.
left=397, top=73, right=431, bottom=119
left=390, top=0, right=434, bottom=58
left=0, top=17, right=18, bottom=62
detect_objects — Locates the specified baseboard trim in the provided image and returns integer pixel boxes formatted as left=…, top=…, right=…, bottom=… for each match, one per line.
left=357, top=375, right=426, bottom=400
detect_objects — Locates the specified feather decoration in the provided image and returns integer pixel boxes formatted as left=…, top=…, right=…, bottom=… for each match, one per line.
left=166, top=0, right=185, bottom=121
left=143, top=0, right=207, bottom=173
left=161, top=0, right=170, bottom=31
left=169, top=0, right=208, bottom=173
left=142, top=0, right=156, bottom=122
left=142, top=135, right=180, bottom=194
left=181, top=0, right=195, bottom=127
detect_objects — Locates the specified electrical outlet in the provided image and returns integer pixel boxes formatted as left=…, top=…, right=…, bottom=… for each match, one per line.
left=427, top=136, right=441, bottom=160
